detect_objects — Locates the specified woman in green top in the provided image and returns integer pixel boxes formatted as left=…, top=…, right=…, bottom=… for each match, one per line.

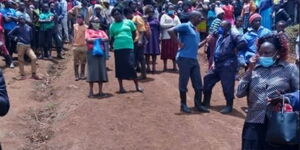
left=39, top=3, right=54, bottom=59
left=109, top=8, right=143, bottom=93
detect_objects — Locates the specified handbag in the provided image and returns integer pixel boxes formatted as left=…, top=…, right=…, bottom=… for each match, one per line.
left=265, top=95, right=300, bottom=145
left=92, top=39, right=103, bottom=56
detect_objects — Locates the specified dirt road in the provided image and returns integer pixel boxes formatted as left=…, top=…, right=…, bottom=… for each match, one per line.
left=0, top=49, right=247, bottom=150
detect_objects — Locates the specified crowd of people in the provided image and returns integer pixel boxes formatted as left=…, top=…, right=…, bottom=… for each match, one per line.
left=0, top=0, right=299, bottom=149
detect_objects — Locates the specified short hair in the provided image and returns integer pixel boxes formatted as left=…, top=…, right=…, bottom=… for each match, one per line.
left=111, top=7, right=123, bottom=16
left=123, top=7, right=133, bottom=16
left=257, top=33, right=289, bottom=61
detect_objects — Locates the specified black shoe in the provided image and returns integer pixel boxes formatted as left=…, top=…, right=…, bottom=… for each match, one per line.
left=180, top=104, right=191, bottom=113
left=196, top=105, right=210, bottom=113
left=220, top=106, right=233, bottom=114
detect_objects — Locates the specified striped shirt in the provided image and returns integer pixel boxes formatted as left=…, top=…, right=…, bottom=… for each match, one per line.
left=236, top=61, right=299, bottom=123
left=209, top=18, right=222, bottom=35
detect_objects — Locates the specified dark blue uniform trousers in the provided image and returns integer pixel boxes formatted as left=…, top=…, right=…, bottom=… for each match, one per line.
left=203, top=61, right=237, bottom=106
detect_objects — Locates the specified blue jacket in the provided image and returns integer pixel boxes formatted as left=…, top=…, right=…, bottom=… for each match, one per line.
left=0, top=70, right=10, bottom=116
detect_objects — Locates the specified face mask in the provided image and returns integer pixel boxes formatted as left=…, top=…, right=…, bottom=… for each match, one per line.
left=259, top=56, right=275, bottom=67
left=168, top=10, right=174, bottom=15
left=218, top=27, right=224, bottom=35
left=92, top=23, right=100, bottom=30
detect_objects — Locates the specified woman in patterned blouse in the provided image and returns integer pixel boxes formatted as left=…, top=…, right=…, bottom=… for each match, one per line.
left=236, top=33, right=299, bottom=150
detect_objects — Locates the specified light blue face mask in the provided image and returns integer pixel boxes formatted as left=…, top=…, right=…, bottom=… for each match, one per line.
left=168, top=10, right=174, bottom=15
left=259, top=56, right=275, bottom=67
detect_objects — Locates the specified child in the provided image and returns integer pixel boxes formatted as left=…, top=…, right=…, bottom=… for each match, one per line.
left=73, top=15, right=88, bottom=81
left=8, top=16, right=41, bottom=80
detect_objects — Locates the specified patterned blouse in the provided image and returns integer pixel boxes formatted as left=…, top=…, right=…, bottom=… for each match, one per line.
left=236, top=61, right=299, bottom=123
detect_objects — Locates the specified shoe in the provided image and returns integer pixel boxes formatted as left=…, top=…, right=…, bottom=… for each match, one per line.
left=196, top=105, right=210, bottom=113
left=75, top=77, right=80, bottom=81
left=220, top=106, right=233, bottom=114
left=9, top=63, right=14, bottom=68
left=180, top=104, right=191, bottom=113
left=57, top=55, right=64, bottom=59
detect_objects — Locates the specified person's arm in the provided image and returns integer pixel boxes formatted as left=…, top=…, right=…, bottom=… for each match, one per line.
left=0, top=70, right=10, bottom=117
left=168, top=24, right=185, bottom=48
left=160, top=14, right=174, bottom=29
left=198, top=38, right=207, bottom=49
left=7, top=26, right=18, bottom=42
left=236, top=68, right=252, bottom=98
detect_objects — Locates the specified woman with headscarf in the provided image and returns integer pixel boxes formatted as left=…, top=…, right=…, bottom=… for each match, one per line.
left=109, top=8, right=143, bottom=93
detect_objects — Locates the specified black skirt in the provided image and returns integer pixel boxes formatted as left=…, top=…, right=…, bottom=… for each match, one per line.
left=242, top=122, right=299, bottom=150
left=114, top=49, right=137, bottom=80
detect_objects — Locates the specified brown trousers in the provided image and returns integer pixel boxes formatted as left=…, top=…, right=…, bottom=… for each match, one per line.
left=17, top=44, right=37, bottom=76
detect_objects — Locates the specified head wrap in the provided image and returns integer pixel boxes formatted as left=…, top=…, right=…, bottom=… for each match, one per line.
left=249, top=13, right=262, bottom=24
left=215, top=7, right=224, bottom=16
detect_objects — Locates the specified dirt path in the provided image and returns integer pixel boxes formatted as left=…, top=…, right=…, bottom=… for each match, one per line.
left=0, top=49, right=247, bottom=150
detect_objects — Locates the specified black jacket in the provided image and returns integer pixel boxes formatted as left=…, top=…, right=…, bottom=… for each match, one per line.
left=0, top=70, right=9, bottom=116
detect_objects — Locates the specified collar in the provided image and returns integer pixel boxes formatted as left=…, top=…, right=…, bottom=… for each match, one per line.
left=248, top=26, right=264, bottom=32
left=188, top=21, right=195, bottom=28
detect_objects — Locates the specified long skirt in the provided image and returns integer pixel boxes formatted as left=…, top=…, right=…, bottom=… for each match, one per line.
left=87, top=50, right=108, bottom=82
left=260, top=7, right=272, bottom=30
left=114, top=49, right=137, bottom=80
left=161, top=39, right=178, bottom=60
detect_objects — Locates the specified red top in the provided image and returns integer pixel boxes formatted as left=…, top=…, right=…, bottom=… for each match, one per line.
left=222, top=5, right=234, bottom=21
left=85, top=29, right=108, bottom=50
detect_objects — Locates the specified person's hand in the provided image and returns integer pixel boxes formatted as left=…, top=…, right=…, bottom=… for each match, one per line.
left=178, top=42, right=184, bottom=49
left=247, top=54, right=259, bottom=71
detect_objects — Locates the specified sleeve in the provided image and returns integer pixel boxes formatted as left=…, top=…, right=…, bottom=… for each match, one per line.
left=174, top=23, right=187, bottom=33
left=289, top=64, right=299, bottom=91
left=0, top=70, right=10, bottom=117
left=109, top=24, right=114, bottom=38
left=128, top=20, right=136, bottom=32
left=134, top=16, right=146, bottom=32
left=236, top=71, right=252, bottom=98
left=174, top=15, right=181, bottom=26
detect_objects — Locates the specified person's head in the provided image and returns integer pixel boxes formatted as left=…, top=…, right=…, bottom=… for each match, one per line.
left=257, top=34, right=288, bottom=67
left=89, top=16, right=101, bottom=30
left=111, top=7, right=123, bottom=22
left=222, top=0, right=229, bottom=5
left=18, top=2, right=26, bottom=12
left=94, top=4, right=102, bottom=15
left=33, top=0, right=40, bottom=8
left=82, top=0, right=88, bottom=7
left=276, top=20, right=287, bottom=33
left=123, top=7, right=133, bottom=20
left=209, top=3, right=216, bottom=10
left=4, top=1, right=11, bottom=8
left=50, top=2, right=56, bottom=11
left=182, top=1, right=191, bottom=12
left=76, top=15, right=84, bottom=25
left=244, top=0, right=250, bottom=3
left=129, top=1, right=137, bottom=11
left=24, top=0, right=30, bottom=6
left=215, top=7, right=224, bottom=19
left=189, top=11, right=203, bottom=26
left=144, top=5, right=154, bottom=17
left=219, top=20, right=231, bottom=35
left=249, top=13, right=262, bottom=30
left=102, top=0, right=110, bottom=8
left=235, top=16, right=243, bottom=28
left=167, top=4, right=175, bottom=16
left=42, top=3, right=50, bottom=12
left=18, top=16, right=26, bottom=25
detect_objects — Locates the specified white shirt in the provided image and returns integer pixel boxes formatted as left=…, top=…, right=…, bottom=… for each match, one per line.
left=160, top=14, right=181, bottom=39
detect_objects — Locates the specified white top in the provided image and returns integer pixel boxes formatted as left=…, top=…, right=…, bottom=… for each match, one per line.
left=160, top=14, right=181, bottom=40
